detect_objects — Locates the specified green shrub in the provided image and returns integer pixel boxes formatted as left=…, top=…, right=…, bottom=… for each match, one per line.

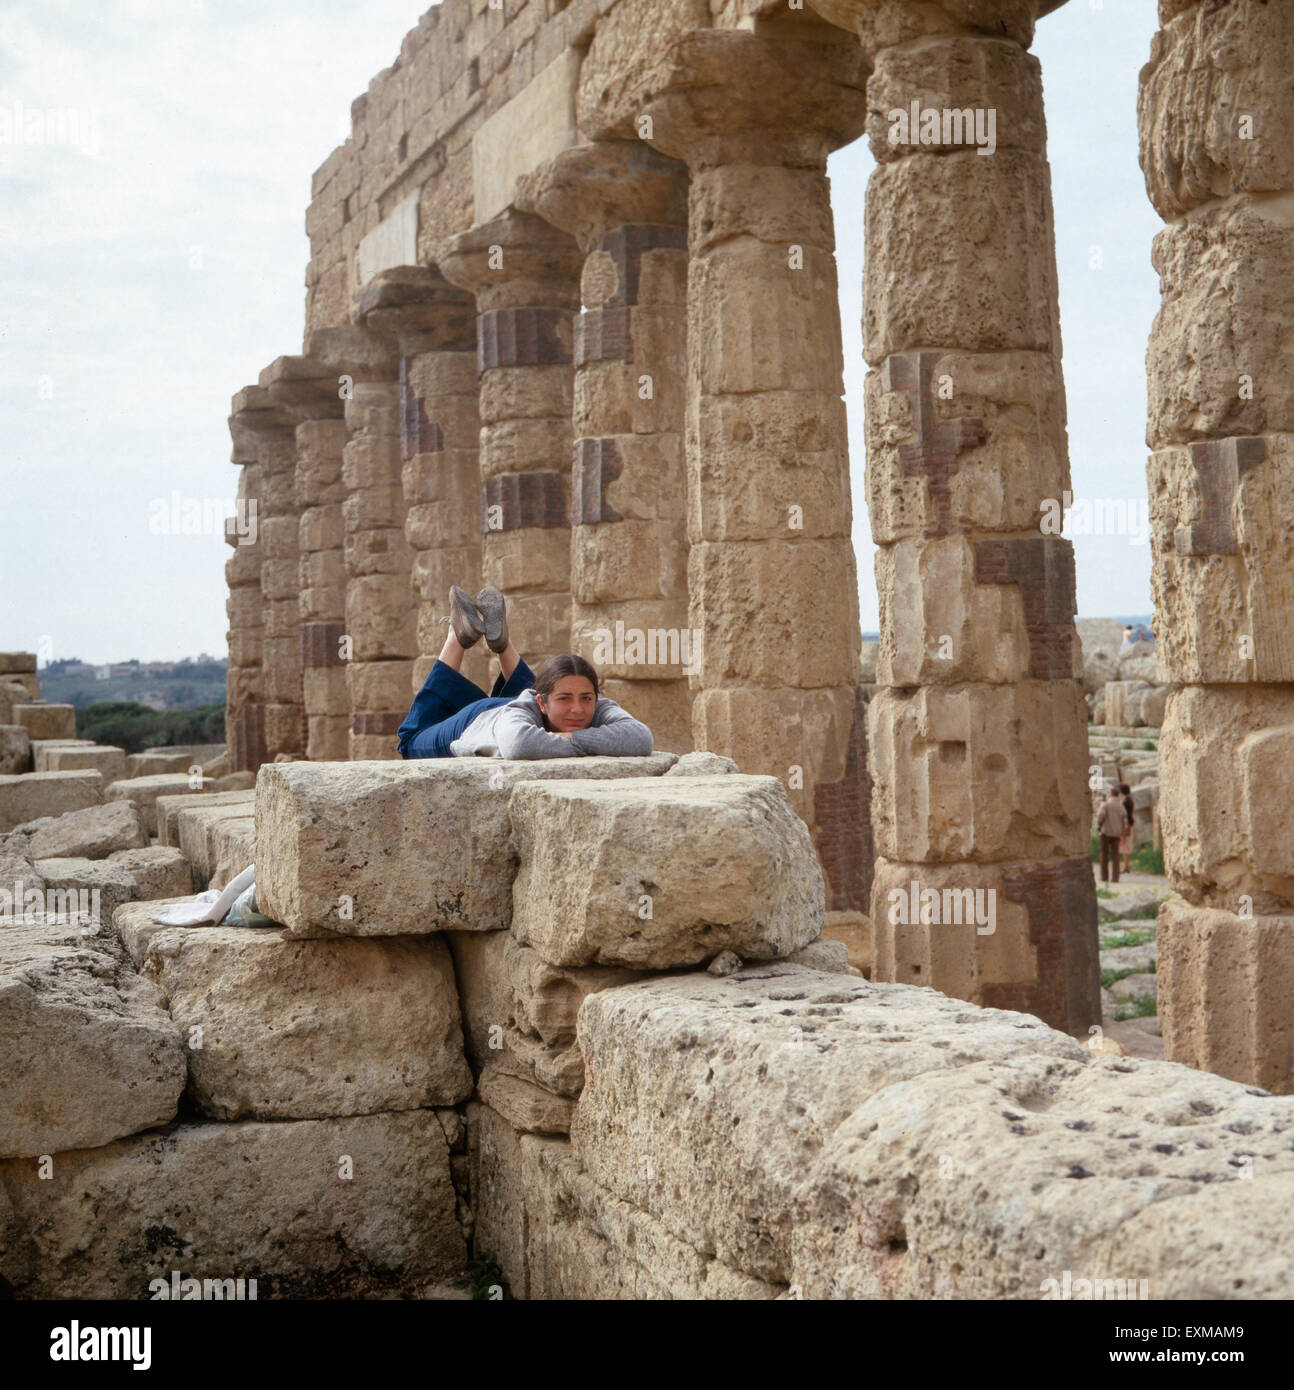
left=1130, top=844, right=1165, bottom=876
left=76, top=701, right=226, bottom=755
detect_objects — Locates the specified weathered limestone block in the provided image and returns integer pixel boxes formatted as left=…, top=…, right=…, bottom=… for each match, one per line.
left=868, top=683, right=1090, bottom=863
left=32, top=744, right=127, bottom=782
left=0, top=834, right=44, bottom=907
left=156, top=789, right=255, bottom=848
left=256, top=756, right=676, bottom=937
left=1147, top=435, right=1294, bottom=682
left=865, top=149, right=1060, bottom=363
left=113, top=906, right=471, bottom=1119
left=864, top=34, right=1046, bottom=163
left=0, top=920, right=184, bottom=1159
left=0, top=725, right=30, bottom=775
left=664, top=750, right=739, bottom=776
left=870, top=854, right=1100, bottom=1033
left=510, top=776, right=824, bottom=968
left=809, top=0, right=1042, bottom=50
left=1147, top=199, right=1294, bottom=448
left=1139, top=0, right=1294, bottom=220
left=108, top=846, right=193, bottom=900
left=876, top=534, right=1080, bottom=685
left=0, top=771, right=103, bottom=834
left=0, top=682, right=32, bottom=727
left=479, top=1069, right=575, bottom=1136
left=35, top=857, right=137, bottom=926
left=790, top=1052, right=1294, bottom=1299
left=108, top=774, right=214, bottom=837
left=0, top=1109, right=464, bottom=1298
left=1158, top=895, right=1294, bottom=1093
left=1159, top=685, right=1294, bottom=912
left=448, top=930, right=642, bottom=1098
left=13, top=703, right=77, bottom=741
left=572, top=965, right=1086, bottom=1284
left=784, top=938, right=850, bottom=974
left=344, top=572, right=417, bottom=662
left=177, top=804, right=257, bottom=887
left=687, top=538, right=861, bottom=690
left=126, top=750, right=197, bottom=778
left=15, top=798, right=146, bottom=860
left=864, top=351, right=1068, bottom=542
left=1103, top=680, right=1152, bottom=730
left=208, top=816, right=255, bottom=891
left=0, top=653, right=37, bottom=674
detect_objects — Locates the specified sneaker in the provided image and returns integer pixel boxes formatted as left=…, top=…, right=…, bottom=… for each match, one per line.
left=475, top=586, right=508, bottom=653
left=449, top=586, right=485, bottom=648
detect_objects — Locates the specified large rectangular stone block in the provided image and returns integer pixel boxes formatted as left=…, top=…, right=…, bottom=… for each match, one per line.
left=864, top=148, right=1060, bottom=363
left=571, top=966, right=1086, bottom=1285
left=864, top=350, right=1068, bottom=542
left=1159, top=685, right=1294, bottom=912
left=108, top=774, right=214, bottom=837
left=1147, top=200, right=1294, bottom=447
left=0, top=1109, right=465, bottom=1298
left=0, top=770, right=103, bottom=834
left=0, top=920, right=184, bottom=1159
left=0, top=724, right=31, bottom=776
left=0, top=652, right=37, bottom=674
left=1147, top=435, right=1294, bottom=682
left=13, top=703, right=77, bottom=740
left=868, top=682, right=1090, bottom=863
left=345, top=573, right=417, bottom=661
left=509, top=776, right=824, bottom=968
left=176, top=804, right=256, bottom=887
left=156, top=789, right=255, bottom=848
left=255, top=756, right=677, bottom=937
left=1158, top=895, right=1294, bottom=1094
left=114, top=905, right=472, bottom=1119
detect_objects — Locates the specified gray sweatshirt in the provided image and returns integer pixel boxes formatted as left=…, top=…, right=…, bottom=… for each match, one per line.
left=450, top=688, right=654, bottom=759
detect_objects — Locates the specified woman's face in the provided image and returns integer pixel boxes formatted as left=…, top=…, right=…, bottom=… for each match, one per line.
left=539, top=676, right=597, bottom=731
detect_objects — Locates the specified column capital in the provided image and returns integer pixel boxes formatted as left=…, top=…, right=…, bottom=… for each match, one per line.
left=303, top=325, right=400, bottom=384
left=356, top=265, right=476, bottom=356
left=514, top=141, right=687, bottom=254
left=437, top=209, right=582, bottom=313
left=259, top=354, right=345, bottom=422
left=808, top=0, right=1064, bottom=50
left=632, top=29, right=870, bottom=170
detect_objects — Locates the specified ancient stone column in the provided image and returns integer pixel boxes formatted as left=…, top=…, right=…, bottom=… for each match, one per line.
left=438, top=211, right=583, bottom=670
left=226, top=387, right=299, bottom=769
left=611, top=26, right=871, bottom=925
left=515, top=141, right=694, bottom=755
left=1140, top=0, right=1294, bottom=1092
left=357, top=268, right=489, bottom=700
left=260, top=353, right=348, bottom=762
left=224, top=403, right=266, bottom=772
left=811, top=0, right=1098, bottom=1032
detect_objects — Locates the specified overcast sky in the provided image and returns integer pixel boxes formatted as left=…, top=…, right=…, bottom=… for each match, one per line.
left=0, top=0, right=1161, bottom=664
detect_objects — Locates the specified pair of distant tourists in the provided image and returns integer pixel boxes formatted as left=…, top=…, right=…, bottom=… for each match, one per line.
left=396, top=586, right=652, bottom=761
left=1094, top=783, right=1135, bottom=882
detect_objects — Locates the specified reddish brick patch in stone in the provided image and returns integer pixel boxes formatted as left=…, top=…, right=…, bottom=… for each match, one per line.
left=300, top=621, right=347, bottom=670
left=481, top=472, right=569, bottom=533
left=983, top=856, right=1099, bottom=1035
left=1176, top=436, right=1268, bottom=557
left=399, top=357, right=441, bottom=461
left=813, top=686, right=874, bottom=914
left=350, top=712, right=403, bottom=736
left=572, top=437, right=624, bottom=524
left=599, top=223, right=687, bottom=307
left=972, top=536, right=1077, bottom=679
left=574, top=306, right=632, bottom=366
left=883, top=350, right=986, bottom=537
left=477, top=307, right=571, bottom=372
left=230, top=701, right=268, bottom=773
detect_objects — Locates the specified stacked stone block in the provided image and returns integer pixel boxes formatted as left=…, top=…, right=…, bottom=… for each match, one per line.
left=1139, top=0, right=1294, bottom=1092
left=439, top=210, right=583, bottom=671
left=516, top=140, right=694, bottom=754
left=810, top=0, right=1097, bottom=1034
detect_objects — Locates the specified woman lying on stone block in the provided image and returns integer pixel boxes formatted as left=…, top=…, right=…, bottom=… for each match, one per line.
left=396, top=586, right=653, bottom=760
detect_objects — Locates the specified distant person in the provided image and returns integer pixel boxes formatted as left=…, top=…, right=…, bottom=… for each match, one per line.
left=1119, top=625, right=1137, bottom=653
left=1095, top=786, right=1127, bottom=883
left=1119, top=782, right=1135, bottom=875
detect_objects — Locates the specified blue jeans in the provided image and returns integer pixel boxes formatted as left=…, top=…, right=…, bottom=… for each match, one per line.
left=397, top=657, right=536, bottom=759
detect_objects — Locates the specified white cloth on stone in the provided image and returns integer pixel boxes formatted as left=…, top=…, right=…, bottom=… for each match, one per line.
left=148, top=864, right=255, bottom=926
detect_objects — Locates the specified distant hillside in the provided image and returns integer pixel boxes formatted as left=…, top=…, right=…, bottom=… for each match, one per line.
left=37, top=656, right=228, bottom=711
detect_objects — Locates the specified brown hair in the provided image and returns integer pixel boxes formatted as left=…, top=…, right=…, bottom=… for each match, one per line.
left=533, top=653, right=599, bottom=702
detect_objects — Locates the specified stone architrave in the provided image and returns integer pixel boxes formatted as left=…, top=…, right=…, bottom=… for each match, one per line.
left=438, top=210, right=583, bottom=672
left=516, top=140, right=694, bottom=754
left=1139, top=0, right=1294, bottom=1089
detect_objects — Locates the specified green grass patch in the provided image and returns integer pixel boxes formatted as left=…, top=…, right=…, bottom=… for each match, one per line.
left=1130, top=845, right=1165, bottom=876
left=455, top=1252, right=508, bottom=1300
left=1101, top=929, right=1156, bottom=951
left=1096, top=888, right=1117, bottom=900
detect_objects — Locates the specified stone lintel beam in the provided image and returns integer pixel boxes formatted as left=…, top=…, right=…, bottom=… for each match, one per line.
left=625, top=29, right=871, bottom=170
left=261, top=355, right=345, bottom=421
left=437, top=210, right=582, bottom=314
left=229, top=383, right=295, bottom=434
left=356, top=265, right=476, bottom=357
left=514, top=141, right=687, bottom=255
